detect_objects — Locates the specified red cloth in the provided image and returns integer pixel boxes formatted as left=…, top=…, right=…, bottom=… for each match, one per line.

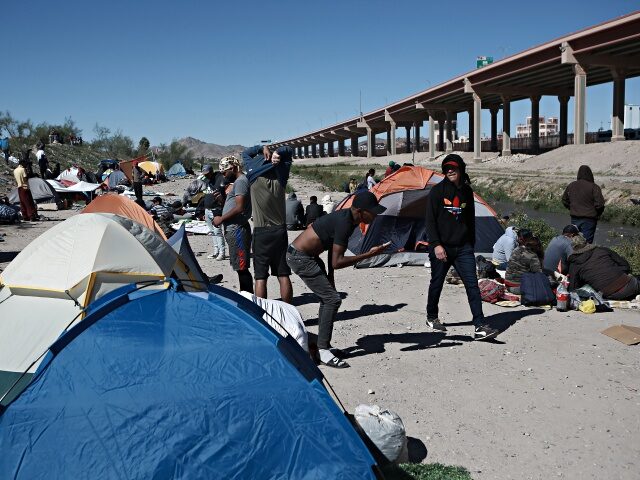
left=18, top=187, right=37, bottom=220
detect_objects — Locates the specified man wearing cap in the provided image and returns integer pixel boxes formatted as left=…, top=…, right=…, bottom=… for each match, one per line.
left=202, top=163, right=228, bottom=260
left=425, top=154, right=499, bottom=341
left=286, top=191, right=388, bottom=368
left=214, top=156, right=253, bottom=293
left=543, top=224, right=579, bottom=274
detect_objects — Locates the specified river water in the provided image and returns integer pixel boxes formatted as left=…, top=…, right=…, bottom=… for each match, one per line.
left=491, top=201, right=640, bottom=247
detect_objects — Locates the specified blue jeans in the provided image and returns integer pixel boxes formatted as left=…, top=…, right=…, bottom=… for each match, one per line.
left=205, top=209, right=226, bottom=256
left=427, top=243, right=485, bottom=327
left=571, top=216, right=597, bottom=244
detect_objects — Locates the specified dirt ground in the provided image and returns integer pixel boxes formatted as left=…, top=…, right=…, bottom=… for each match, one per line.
left=1, top=172, right=639, bottom=480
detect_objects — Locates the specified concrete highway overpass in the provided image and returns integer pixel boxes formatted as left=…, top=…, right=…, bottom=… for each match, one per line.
left=272, top=11, right=640, bottom=161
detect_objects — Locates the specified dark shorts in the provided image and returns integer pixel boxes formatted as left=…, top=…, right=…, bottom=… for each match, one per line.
left=224, top=223, right=252, bottom=271
left=252, top=225, right=291, bottom=280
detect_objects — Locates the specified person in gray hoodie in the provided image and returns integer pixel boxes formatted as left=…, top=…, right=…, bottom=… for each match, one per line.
left=492, top=227, right=532, bottom=269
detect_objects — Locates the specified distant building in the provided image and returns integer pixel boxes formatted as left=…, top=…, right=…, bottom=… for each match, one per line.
left=624, top=104, right=640, bottom=129
left=516, top=116, right=558, bottom=138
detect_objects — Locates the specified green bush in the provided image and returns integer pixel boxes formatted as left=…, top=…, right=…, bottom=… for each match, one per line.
left=382, top=463, right=473, bottom=480
left=612, top=236, right=640, bottom=275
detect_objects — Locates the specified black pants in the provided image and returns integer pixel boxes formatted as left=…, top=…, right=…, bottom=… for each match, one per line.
left=133, top=182, right=143, bottom=203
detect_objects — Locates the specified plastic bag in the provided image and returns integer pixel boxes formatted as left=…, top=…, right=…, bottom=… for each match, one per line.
left=355, top=404, right=408, bottom=464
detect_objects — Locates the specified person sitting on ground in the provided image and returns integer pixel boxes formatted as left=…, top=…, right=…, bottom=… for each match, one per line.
left=567, top=234, right=640, bottom=300
left=286, top=191, right=388, bottom=369
left=321, top=194, right=336, bottom=214
left=505, top=236, right=544, bottom=294
left=543, top=224, right=580, bottom=275
left=492, top=227, right=532, bottom=270
left=348, top=178, right=358, bottom=194
left=561, top=165, right=605, bottom=244
left=305, top=195, right=325, bottom=226
left=384, top=161, right=396, bottom=177
left=285, top=192, right=305, bottom=230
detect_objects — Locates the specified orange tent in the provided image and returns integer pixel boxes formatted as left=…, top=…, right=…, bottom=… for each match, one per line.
left=81, top=194, right=167, bottom=240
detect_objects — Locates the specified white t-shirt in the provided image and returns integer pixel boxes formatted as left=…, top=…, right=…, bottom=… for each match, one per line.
left=367, top=175, right=377, bottom=189
left=239, top=291, right=308, bottom=352
left=36, top=149, right=45, bottom=161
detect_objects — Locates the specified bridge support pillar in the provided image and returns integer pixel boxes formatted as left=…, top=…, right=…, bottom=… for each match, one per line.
left=338, top=138, right=345, bottom=156
left=414, top=122, right=421, bottom=153
left=304, top=145, right=309, bottom=158
left=367, top=128, right=375, bottom=158
left=573, top=64, right=587, bottom=145
left=387, top=121, right=396, bottom=155
left=437, top=116, right=445, bottom=152
left=611, top=70, right=626, bottom=142
left=319, top=143, right=325, bottom=157
left=559, top=96, right=569, bottom=146
left=403, top=126, right=410, bottom=153
left=311, top=144, right=317, bottom=158
left=445, top=111, right=453, bottom=152
left=472, top=93, right=482, bottom=162
left=531, top=95, right=541, bottom=154
left=328, top=141, right=335, bottom=157
left=490, top=106, right=499, bottom=152
left=351, top=135, right=359, bottom=157
left=428, top=113, right=436, bottom=161
left=501, top=96, right=511, bottom=156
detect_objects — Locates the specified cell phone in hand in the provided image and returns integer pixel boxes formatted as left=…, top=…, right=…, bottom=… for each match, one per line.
left=382, top=241, right=392, bottom=248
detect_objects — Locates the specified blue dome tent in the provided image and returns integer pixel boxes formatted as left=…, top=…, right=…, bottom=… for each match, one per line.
left=0, top=282, right=380, bottom=479
left=166, top=160, right=187, bottom=177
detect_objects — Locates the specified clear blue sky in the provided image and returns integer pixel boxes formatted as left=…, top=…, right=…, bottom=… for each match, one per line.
left=5, top=1, right=639, bottom=146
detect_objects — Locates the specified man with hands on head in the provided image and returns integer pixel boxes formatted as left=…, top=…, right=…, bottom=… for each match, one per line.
left=286, top=191, right=389, bottom=369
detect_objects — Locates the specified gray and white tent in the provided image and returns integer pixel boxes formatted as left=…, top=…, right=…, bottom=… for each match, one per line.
left=8, top=177, right=61, bottom=207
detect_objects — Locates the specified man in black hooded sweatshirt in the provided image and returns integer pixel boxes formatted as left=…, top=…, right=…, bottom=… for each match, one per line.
left=425, top=154, right=499, bottom=341
left=561, top=165, right=604, bottom=244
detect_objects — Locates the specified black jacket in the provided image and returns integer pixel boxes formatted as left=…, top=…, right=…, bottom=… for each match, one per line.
left=305, top=202, right=324, bottom=225
left=425, top=178, right=476, bottom=248
left=568, top=246, right=630, bottom=295
left=561, top=165, right=605, bottom=219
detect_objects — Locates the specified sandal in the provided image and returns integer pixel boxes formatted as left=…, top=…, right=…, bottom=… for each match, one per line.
left=321, top=356, right=350, bottom=369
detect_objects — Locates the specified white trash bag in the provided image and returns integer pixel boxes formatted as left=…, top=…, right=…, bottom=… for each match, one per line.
left=354, top=404, right=408, bottom=464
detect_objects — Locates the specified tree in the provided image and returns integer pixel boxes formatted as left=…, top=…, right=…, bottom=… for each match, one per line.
left=155, top=140, right=196, bottom=170
left=137, top=137, right=150, bottom=157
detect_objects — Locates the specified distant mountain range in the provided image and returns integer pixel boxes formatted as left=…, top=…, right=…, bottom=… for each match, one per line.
left=176, top=137, right=246, bottom=159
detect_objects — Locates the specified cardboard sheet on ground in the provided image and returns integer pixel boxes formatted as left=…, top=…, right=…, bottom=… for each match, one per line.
left=171, top=220, right=209, bottom=234
left=601, top=324, right=640, bottom=345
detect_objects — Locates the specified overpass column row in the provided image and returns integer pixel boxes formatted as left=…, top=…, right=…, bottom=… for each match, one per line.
left=573, top=64, right=587, bottom=145
left=501, top=96, right=511, bottom=156
left=611, top=69, right=626, bottom=142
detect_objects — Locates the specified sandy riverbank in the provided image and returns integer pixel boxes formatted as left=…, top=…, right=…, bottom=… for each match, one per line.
left=1, top=174, right=639, bottom=479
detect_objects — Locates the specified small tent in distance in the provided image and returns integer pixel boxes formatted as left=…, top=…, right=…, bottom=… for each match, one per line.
left=166, top=161, right=187, bottom=177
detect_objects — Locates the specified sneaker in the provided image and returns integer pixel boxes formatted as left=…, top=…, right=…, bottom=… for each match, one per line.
left=216, top=253, right=226, bottom=261
left=207, top=253, right=217, bottom=259
left=474, top=325, right=500, bottom=341
left=426, top=318, right=447, bottom=332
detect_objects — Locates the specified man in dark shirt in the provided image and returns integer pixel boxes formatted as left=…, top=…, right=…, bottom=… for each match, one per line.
left=132, top=161, right=144, bottom=204
left=304, top=195, right=324, bottom=226
left=425, top=154, right=499, bottom=341
left=286, top=191, right=388, bottom=368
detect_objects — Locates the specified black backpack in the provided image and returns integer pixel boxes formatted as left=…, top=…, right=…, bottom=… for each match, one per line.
left=520, top=272, right=556, bottom=306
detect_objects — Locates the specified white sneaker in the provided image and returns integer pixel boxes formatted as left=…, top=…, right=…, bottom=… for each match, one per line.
left=207, top=252, right=218, bottom=259
left=216, top=253, right=226, bottom=261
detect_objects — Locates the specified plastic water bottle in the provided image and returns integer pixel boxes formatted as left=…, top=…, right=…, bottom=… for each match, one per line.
left=556, top=282, right=569, bottom=312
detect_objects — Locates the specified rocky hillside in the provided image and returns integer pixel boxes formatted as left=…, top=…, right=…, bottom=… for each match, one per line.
left=176, top=137, right=246, bottom=159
